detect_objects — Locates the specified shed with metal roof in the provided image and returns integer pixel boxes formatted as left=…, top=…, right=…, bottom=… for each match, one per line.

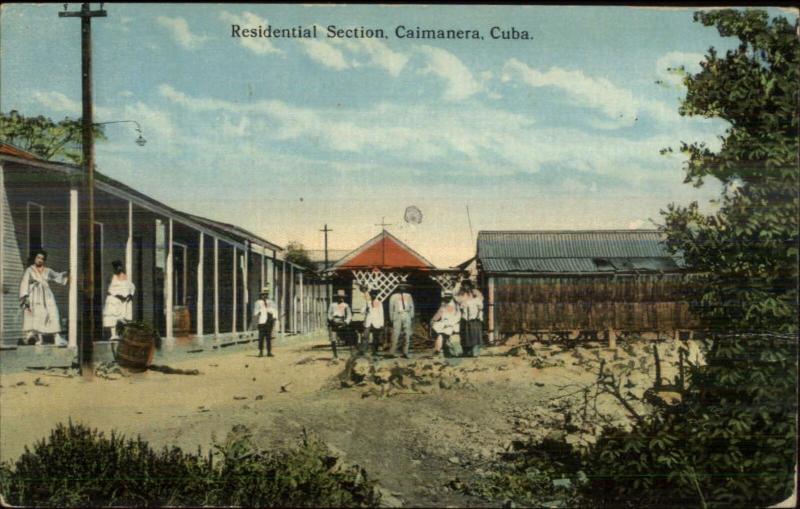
left=476, top=230, right=696, bottom=343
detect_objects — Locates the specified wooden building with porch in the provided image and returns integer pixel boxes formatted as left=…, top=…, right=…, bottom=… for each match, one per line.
left=477, top=230, right=697, bottom=345
left=0, top=143, right=326, bottom=348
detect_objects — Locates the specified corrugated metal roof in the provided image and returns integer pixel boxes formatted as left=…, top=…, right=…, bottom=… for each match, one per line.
left=483, top=258, right=599, bottom=273
left=478, top=230, right=670, bottom=258
left=477, top=230, right=683, bottom=274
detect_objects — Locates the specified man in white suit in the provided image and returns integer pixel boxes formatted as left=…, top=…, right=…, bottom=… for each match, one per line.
left=388, top=282, right=414, bottom=358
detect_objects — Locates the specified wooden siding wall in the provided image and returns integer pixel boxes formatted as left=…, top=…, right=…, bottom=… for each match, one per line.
left=493, top=274, right=698, bottom=333
left=1, top=164, right=25, bottom=343
left=2, top=165, right=72, bottom=344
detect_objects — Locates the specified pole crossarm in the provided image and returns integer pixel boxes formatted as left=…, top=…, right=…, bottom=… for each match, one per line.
left=58, top=3, right=107, bottom=18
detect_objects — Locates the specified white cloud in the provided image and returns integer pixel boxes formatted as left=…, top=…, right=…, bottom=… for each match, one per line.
left=298, top=38, right=351, bottom=70
left=120, top=102, right=175, bottom=142
left=339, top=38, right=409, bottom=77
left=295, top=28, right=409, bottom=76
left=502, top=58, right=638, bottom=120
left=156, top=16, right=208, bottom=50
left=501, top=58, right=682, bottom=126
left=31, top=90, right=81, bottom=114
left=219, top=11, right=281, bottom=55
left=416, top=45, right=483, bottom=102
left=31, top=90, right=112, bottom=118
left=221, top=116, right=251, bottom=138
left=157, top=83, right=728, bottom=190
left=656, top=51, right=704, bottom=87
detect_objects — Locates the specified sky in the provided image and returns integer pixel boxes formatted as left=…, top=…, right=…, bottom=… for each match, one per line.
left=2, top=4, right=797, bottom=266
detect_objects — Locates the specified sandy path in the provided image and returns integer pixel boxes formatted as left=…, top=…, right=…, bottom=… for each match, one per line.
left=0, top=335, right=595, bottom=507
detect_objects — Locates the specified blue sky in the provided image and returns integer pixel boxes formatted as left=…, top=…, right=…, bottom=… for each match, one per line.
left=2, top=4, right=796, bottom=266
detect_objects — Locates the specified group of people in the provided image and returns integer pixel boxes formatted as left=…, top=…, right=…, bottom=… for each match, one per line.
left=18, top=249, right=484, bottom=362
left=431, top=279, right=485, bottom=358
left=326, top=279, right=484, bottom=360
left=18, top=249, right=135, bottom=345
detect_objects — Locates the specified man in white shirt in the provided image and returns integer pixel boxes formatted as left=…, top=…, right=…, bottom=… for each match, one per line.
left=361, top=288, right=385, bottom=357
left=253, top=286, right=277, bottom=357
left=388, top=282, right=415, bottom=358
left=457, top=279, right=484, bottom=357
left=327, top=289, right=352, bottom=359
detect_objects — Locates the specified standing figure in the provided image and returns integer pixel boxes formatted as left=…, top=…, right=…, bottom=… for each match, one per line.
left=253, top=286, right=278, bottom=357
left=457, top=279, right=484, bottom=357
left=362, top=288, right=384, bottom=357
left=18, top=250, right=69, bottom=346
left=327, top=289, right=352, bottom=359
left=430, top=290, right=461, bottom=358
left=388, top=282, right=415, bottom=358
left=102, top=260, right=136, bottom=340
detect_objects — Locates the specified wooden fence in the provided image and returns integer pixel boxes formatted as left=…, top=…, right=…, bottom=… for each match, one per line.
left=492, top=274, right=699, bottom=333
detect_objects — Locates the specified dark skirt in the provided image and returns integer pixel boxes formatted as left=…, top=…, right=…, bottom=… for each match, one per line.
left=460, top=319, right=483, bottom=349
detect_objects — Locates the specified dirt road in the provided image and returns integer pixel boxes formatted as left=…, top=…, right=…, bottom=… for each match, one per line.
left=1, top=335, right=601, bottom=507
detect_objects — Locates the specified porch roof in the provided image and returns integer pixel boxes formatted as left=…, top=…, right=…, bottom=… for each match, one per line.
left=1, top=144, right=288, bottom=260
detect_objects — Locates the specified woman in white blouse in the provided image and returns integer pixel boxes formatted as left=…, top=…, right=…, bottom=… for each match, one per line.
left=102, top=260, right=135, bottom=340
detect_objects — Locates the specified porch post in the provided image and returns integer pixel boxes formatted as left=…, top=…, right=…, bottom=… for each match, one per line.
left=299, top=271, right=305, bottom=334
left=0, top=165, right=3, bottom=342
left=487, top=276, right=496, bottom=344
left=242, top=242, right=248, bottom=331
left=213, top=237, right=219, bottom=336
left=125, top=201, right=133, bottom=277
left=280, top=260, right=286, bottom=334
left=197, top=232, right=204, bottom=337
left=232, top=246, right=237, bottom=333
left=165, top=218, right=173, bottom=341
left=260, top=248, right=265, bottom=289
left=68, top=188, right=79, bottom=348
left=289, top=263, right=295, bottom=333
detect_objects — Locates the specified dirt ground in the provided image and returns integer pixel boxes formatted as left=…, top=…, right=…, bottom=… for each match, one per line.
left=0, top=334, right=673, bottom=507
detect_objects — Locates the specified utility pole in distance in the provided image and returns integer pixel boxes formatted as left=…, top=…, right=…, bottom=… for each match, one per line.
left=320, top=224, right=333, bottom=306
left=60, top=3, right=107, bottom=376
left=320, top=224, right=333, bottom=271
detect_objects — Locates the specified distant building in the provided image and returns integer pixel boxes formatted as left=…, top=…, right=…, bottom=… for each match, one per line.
left=306, top=249, right=352, bottom=273
left=476, top=230, right=697, bottom=344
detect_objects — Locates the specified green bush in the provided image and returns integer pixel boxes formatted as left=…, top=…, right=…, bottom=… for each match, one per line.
left=465, top=438, right=586, bottom=507
left=0, top=421, right=380, bottom=507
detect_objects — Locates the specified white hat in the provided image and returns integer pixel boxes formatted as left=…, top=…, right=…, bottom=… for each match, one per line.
left=260, top=286, right=270, bottom=295
left=336, top=289, right=346, bottom=297
left=442, top=290, right=454, bottom=297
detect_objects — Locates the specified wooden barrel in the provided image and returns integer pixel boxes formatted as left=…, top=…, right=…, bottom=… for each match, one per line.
left=173, top=306, right=191, bottom=336
left=117, top=324, right=156, bottom=372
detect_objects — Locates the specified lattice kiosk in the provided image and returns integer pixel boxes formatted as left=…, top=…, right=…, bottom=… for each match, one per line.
left=326, top=230, right=465, bottom=328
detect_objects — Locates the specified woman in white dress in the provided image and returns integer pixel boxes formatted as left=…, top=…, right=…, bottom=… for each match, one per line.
left=19, top=250, right=69, bottom=346
left=430, top=290, right=461, bottom=358
left=102, top=260, right=135, bottom=340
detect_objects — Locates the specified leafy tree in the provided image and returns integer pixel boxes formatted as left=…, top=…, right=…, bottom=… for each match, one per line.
left=0, top=110, right=105, bottom=164
left=583, top=9, right=798, bottom=507
left=285, top=241, right=317, bottom=273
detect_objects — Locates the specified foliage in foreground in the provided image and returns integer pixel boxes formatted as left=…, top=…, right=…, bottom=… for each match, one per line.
left=582, top=9, right=798, bottom=508
left=465, top=438, right=586, bottom=507
left=471, top=9, right=798, bottom=508
left=0, top=421, right=380, bottom=507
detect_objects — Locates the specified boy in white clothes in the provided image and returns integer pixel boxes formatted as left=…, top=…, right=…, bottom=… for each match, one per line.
left=253, top=286, right=277, bottom=357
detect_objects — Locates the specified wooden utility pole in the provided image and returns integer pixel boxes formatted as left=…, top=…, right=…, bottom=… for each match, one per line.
left=320, top=224, right=333, bottom=270
left=320, top=224, right=333, bottom=309
left=60, top=3, right=107, bottom=376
